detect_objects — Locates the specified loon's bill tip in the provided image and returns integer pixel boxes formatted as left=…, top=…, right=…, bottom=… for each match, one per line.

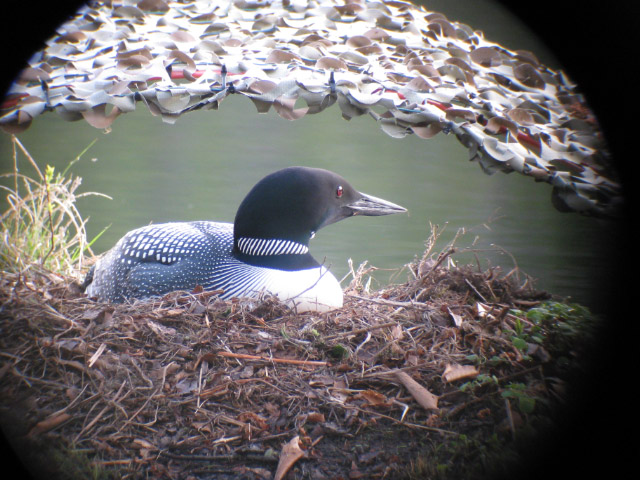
left=348, top=192, right=407, bottom=216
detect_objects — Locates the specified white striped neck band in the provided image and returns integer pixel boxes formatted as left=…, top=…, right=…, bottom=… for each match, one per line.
left=237, top=237, right=309, bottom=256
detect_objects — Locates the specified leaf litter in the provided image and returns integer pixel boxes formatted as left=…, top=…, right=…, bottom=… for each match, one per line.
left=0, top=234, right=598, bottom=479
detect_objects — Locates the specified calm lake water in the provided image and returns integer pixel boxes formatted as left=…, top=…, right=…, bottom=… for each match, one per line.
left=0, top=0, right=619, bottom=313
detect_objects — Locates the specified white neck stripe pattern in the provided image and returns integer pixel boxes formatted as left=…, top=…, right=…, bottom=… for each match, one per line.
left=237, top=237, right=309, bottom=256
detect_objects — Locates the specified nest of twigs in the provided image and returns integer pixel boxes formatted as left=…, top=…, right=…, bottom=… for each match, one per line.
left=1, top=250, right=596, bottom=480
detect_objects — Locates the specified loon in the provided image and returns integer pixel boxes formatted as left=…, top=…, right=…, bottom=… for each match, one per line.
left=83, top=166, right=406, bottom=312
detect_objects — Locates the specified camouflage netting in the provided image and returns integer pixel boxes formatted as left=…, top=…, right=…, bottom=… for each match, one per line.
left=0, top=0, right=621, bottom=217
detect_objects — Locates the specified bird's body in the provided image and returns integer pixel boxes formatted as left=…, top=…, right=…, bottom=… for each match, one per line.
left=83, top=167, right=406, bottom=312
left=85, top=221, right=342, bottom=311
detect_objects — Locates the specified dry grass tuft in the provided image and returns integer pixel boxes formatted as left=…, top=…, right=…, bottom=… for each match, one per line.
left=0, top=136, right=108, bottom=277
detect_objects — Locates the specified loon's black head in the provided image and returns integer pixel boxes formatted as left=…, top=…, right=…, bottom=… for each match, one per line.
left=233, top=167, right=406, bottom=268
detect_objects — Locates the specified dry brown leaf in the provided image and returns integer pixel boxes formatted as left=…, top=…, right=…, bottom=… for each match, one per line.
left=238, top=412, right=268, bottom=430
left=475, top=302, right=489, bottom=319
left=132, top=438, right=155, bottom=450
left=146, top=320, right=177, bottom=336
left=442, top=364, right=479, bottom=383
left=28, top=412, right=71, bottom=437
left=357, top=389, right=390, bottom=407
left=447, top=307, right=463, bottom=327
left=308, top=375, right=333, bottom=387
left=306, top=412, right=325, bottom=423
left=81, top=307, right=114, bottom=323
left=393, top=371, right=438, bottom=410
left=192, top=421, right=212, bottom=433
left=391, top=323, right=403, bottom=340
left=274, top=436, right=305, bottom=480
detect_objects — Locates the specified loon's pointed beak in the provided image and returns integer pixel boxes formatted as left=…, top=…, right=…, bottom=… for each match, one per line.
left=347, top=192, right=407, bottom=216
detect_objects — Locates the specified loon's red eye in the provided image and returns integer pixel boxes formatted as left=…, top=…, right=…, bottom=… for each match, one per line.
left=336, top=185, right=343, bottom=198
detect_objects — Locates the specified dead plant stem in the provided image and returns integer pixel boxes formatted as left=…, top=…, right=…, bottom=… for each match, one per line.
left=217, top=350, right=328, bottom=367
